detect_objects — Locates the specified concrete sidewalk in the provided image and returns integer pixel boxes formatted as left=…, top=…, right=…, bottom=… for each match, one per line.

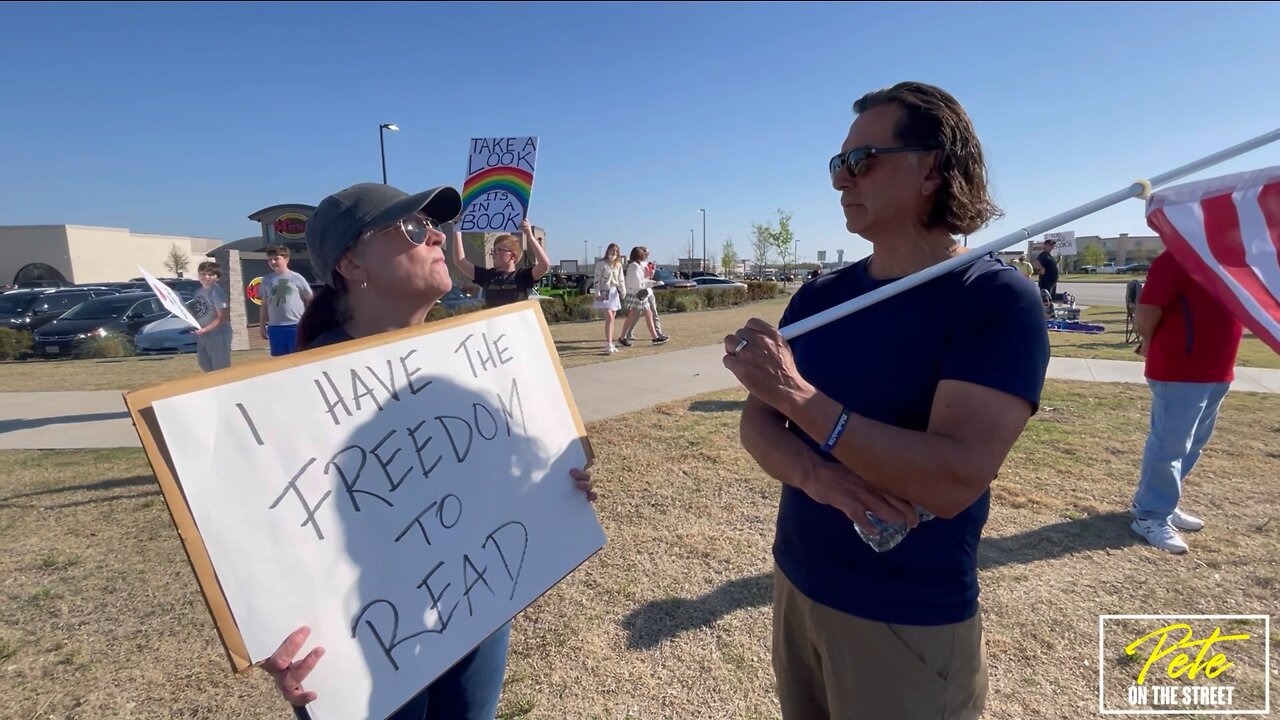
left=1, top=348, right=1277, bottom=450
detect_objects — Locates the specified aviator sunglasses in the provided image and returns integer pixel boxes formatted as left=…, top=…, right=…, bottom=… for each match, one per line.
left=360, top=213, right=442, bottom=246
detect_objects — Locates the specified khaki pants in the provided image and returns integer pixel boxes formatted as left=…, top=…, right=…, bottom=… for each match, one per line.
left=772, top=565, right=988, bottom=719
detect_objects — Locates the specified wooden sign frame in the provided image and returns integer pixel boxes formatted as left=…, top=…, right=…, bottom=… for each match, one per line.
left=123, top=300, right=593, bottom=673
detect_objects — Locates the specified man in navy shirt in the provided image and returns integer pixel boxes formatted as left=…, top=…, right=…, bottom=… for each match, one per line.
left=723, top=82, right=1049, bottom=719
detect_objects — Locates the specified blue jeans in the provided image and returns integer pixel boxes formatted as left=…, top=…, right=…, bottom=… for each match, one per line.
left=1132, top=380, right=1230, bottom=523
left=389, top=622, right=511, bottom=720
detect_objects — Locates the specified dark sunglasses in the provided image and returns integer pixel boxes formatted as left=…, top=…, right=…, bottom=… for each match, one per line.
left=361, top=213, right=442, bottom=246
left=828, top=145, right=939, bottom=182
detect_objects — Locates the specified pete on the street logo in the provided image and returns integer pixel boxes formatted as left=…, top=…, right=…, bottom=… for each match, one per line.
left=1098, top=615, right=1271, bottom=715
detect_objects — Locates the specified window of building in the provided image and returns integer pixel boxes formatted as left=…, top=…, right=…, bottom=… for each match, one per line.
left=13, top=263, right=68, bottom=287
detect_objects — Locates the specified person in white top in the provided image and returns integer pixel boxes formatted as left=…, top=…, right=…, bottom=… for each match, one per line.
left=618, top=246, right=668, bottom=346
left=621, top=259, right=665, bottom=344
left=592, top=243, right=626, bottom=354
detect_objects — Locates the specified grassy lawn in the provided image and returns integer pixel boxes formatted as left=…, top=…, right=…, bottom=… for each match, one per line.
left=1050, top=306, right=1280, bottom=369
left=5, top=297, right=1274, bottom=394
left=0, top=297, right=791, bottom=393
left=1, top=380, right=1277, bottom=719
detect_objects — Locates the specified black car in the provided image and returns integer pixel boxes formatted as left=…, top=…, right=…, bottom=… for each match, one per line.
left=651, top=269, right=697, bottom=290
left=164, top=278, right=202, bottom=295
left=0, top=287, right=118, bottom=333
left=31, top=292, right=170, bottom=358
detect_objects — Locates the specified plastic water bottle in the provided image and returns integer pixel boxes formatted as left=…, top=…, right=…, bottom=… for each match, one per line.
left=854, top=506, right=935, bottom=552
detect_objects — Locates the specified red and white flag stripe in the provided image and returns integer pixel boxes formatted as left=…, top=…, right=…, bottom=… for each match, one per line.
left=1146, top=166, right=1280, bottom=355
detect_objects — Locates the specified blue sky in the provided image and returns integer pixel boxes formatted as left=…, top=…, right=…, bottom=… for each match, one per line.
left=2, top=1, right=1278, bottom=267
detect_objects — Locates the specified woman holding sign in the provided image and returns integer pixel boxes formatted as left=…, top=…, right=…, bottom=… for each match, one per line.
left=279, top=182, right=596, bottom=720
left=448, top=219, right=551, bottom=309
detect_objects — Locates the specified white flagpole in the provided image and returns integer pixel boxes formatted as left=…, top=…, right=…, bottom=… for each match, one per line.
left=779, top=127, right=1280, bottom=341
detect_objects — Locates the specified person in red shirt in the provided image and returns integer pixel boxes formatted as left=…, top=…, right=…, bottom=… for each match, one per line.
left=1130, top=250, right=1243, bottom=553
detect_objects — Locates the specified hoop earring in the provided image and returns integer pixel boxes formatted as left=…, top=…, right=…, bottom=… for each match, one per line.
left=361, top=280, right=368, bottom=290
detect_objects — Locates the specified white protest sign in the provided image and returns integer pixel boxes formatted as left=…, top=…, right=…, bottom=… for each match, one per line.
left=139, top=267, right=201, bottom=329
left=460, top=137, right=538, bottom=233
left=128, top=303, right=603, bottom=720
left=1044, top=231, right=1077, bottom=256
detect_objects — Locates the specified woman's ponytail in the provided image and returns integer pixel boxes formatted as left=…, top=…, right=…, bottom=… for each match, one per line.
left=296, top=280, right=347, bottom=349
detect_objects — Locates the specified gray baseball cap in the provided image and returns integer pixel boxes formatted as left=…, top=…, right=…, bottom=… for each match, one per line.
left=307, top=182, right=462, bottom=288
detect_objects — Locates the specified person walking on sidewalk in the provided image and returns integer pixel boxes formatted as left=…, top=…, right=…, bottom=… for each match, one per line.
left=1129, top=249, right=1243, bottom=554
left=621, top=259, right=666, bottom=346
left=592, top=243, right=626, bottom=354
left=618, top=246, right=668, bottom=347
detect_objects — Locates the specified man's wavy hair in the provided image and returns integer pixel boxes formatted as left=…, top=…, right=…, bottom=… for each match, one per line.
left=853, top=82, right=1004, bottom=236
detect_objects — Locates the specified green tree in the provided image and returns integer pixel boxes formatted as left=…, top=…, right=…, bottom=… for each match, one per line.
left=769, top=209, right=795, bottom=282
left=1080, top=244, right=1107, bottom=270
left=750, top=221, right=773, bottom=275
left=164, top=243, right=189, bottom=277
left=721, top=236, right=738, bottom=276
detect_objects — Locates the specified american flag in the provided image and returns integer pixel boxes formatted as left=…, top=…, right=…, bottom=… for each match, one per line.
left=1145, top=166, right=1280, bottom=355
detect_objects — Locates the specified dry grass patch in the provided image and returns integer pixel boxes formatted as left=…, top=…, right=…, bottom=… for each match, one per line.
left=0, top=381, right=1276, bottom=719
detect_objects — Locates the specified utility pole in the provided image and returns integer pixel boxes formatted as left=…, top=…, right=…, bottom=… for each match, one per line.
left=699, top=208, right=706, bottom=272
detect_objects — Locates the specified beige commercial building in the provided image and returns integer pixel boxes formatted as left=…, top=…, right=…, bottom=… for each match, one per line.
left=0, top=225, right=221, bottom=286
left=1027, top=232, right=1165, bottom=272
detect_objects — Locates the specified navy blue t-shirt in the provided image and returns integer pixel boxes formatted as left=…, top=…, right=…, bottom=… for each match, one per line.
left=773, top=254, right=1049, bottom=626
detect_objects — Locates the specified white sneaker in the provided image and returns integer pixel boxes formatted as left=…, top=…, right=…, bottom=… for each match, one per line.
left=605, top=343, right=618, bottom=355
left=1128, top=504, right=1205, bottom=532
left=1171, top=508, right=1205, bottom=532
left=1131, top=518, right=1189, bottom=554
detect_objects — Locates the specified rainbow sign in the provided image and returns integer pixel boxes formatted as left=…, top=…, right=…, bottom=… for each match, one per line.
left=459, top=136, right=538, bottom=233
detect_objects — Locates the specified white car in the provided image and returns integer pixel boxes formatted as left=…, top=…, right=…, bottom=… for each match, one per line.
left=692, top=277, right=748, bottom=291
left=134, top=315, right=197, bottom=354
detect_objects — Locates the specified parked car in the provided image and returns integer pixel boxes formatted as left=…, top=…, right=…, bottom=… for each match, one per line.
left=692, top=277, right=748, bottom=291
left=651, top=269, right=696, bottom=290
left=0, top=287, right=118, bottom=333
left=30, top=292, right=170, bottom=358
left=134, top=299, right=201, bottom=355
left=536, top=272, right=591, bottom=300
left=1120, top=262, right=1150, bottom=274
left=1095, top=262, right=1118, bottom=274
left=104, top=281, right=152, bottom=293
left=438, top=288, right=484, bottom=311
left=164, top=278, right=202, bottom=295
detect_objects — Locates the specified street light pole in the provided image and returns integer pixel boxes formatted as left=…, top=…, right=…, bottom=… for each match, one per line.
left=699, top=208, right=706, bottom=272
left=378, top=123, right=399, bottom=184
